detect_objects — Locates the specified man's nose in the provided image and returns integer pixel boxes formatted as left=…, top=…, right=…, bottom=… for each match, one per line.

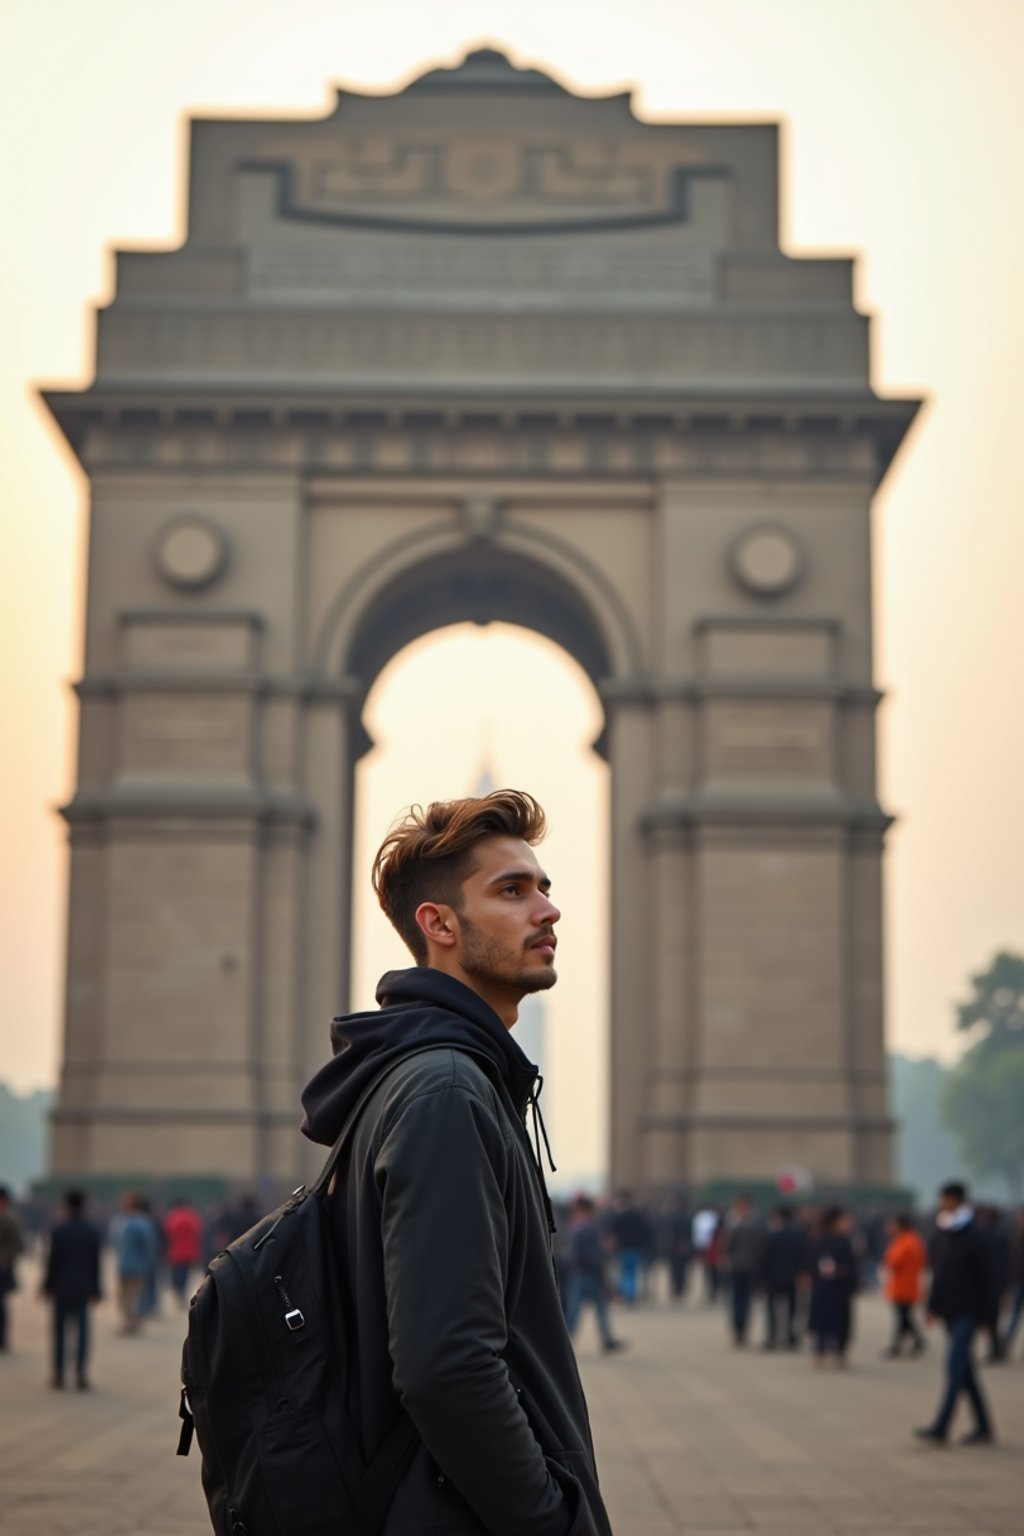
left=537, top=897, right=561, bottom=926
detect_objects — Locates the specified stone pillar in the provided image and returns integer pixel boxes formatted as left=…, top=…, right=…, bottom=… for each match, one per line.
left=603, top=686, right=656, bottom=1192
left=297, top=681, right=362, bottom=1176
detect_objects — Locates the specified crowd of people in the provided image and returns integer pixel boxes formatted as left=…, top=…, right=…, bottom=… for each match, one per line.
left=556, top=1183, right=1024, bottom=1441
left=2, top=1176, right=1022, bottom=1443
left=0, top=1184, right=260, bottom=1389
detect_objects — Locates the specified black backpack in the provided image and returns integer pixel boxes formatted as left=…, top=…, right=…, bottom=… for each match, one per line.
left=178, top=1062, right=423, bottom=1536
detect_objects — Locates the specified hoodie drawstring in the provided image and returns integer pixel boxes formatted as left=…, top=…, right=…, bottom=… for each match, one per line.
left=526, top=1076, right=559, bottom=1242
left=528, top=1076, right=557, bottom=1175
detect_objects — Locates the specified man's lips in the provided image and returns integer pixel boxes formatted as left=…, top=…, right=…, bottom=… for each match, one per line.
left=530, top=936, right=557, bottom=954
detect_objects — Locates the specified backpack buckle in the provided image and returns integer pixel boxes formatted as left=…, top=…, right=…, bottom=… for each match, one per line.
left=284, top=1307, right=305, bottom=1332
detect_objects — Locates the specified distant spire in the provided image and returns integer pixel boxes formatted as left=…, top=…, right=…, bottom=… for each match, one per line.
left=471, top=722, right=497, bottom=797
left=407, top=45, right=567, bottom=95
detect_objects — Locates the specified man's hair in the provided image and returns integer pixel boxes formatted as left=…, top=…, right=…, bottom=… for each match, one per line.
left=65, top=1188, right=85, bottom=1214
left=372, top=789, right=547, bottom=963
left=940, top=1180, right=968, bottom=1202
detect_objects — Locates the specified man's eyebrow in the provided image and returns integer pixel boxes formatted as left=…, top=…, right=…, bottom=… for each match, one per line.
left=487, top=868, right=552, bottom=891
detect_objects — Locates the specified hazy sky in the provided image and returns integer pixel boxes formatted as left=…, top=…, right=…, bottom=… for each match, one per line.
left=2, top=1, right=1023, bottom=1180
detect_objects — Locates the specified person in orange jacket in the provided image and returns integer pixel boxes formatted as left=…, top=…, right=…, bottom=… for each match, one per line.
left=882, top=1213, right=928, bottom=1357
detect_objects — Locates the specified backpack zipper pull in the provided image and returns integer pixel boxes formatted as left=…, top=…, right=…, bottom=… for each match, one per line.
left=176, top=1385, right=195, bottom=1456
left=272, top=1275, right=306, bottom=1333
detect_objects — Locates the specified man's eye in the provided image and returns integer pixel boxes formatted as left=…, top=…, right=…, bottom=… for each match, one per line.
left=502, top=884, right=520, bottom=896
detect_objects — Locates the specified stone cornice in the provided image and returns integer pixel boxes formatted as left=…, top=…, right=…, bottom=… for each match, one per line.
left=640, top=791, right=893, bottom=835
left=61, top=787, right=317, bottom=830
left=41, top=385, right=920, bottom=486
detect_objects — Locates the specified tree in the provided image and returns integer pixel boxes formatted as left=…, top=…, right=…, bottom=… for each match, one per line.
left=955, top=950, right=1024, bottom=1054
left=943, top=1049, right=1024, bottom=1201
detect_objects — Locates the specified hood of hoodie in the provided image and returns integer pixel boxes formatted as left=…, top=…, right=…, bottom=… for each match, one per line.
left=300, top=967, right=540, bottom=1147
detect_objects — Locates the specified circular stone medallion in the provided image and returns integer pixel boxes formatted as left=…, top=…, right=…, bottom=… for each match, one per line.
left=154, top=517, right=228, bottom=591
left=730, top=524, right=804, bottom=597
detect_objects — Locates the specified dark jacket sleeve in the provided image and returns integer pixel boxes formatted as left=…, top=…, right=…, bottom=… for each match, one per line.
left=375, top=1076, right=581, bottom=1536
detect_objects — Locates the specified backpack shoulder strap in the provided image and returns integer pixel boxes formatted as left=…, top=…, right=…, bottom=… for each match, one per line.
left=308, top=1044, right=457, bottom=1200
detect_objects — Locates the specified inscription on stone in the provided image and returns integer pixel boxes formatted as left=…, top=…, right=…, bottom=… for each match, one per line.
left=248, top=240, right=715, bottom=305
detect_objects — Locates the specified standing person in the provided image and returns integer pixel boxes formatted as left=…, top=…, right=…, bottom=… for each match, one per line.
left=658, top=1192, right=693, bottom=1304
left=761, top=1205, right=805, bottom=1350
left=136, top=1196, right=163, bottom=1318
left=40, top=1189, right=101, bottom=1390
left=163, top=1196, right=204, bottom=1306
left=0, top=1186, right=25, bottom=1352
left=724, top=1194, right=765, bottom=1347
left=1000, top=1207, right=1024, bottom=1359
left=807, top=1207, right=858, bottom=1366
left=114, top=1192, right=154, bottom=1335
left=916, top=1181, right=995, bottom=1445
left=606, top=1192, right=654, bottom=1306
left=975, top=1205, right=1010, bottom=1363
left=692, top=1205, right=722, bottom=1304
left=300, top=790, right=613, bottom=1536
left=881, top=1214, right=928, bottom=1357
left=563, top=1196, right=626, bottom=1354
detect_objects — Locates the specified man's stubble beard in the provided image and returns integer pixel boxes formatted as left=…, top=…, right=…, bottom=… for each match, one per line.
left=458, top=915, right=558, bottom=999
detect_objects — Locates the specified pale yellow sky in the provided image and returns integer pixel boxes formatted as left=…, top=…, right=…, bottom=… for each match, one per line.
left=2, top=1, right=1023, bottom=1181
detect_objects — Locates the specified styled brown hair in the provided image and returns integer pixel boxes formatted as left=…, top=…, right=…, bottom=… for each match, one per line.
left=372, top=789, right=547, bottom=963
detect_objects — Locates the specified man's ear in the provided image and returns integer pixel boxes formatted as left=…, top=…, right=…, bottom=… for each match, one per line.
left=415, top=902, right=457, bottom=949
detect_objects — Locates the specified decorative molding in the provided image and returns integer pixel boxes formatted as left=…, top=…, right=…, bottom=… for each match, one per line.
left=729, top=522, right=805, bottom=598
left=153, top=514, right=229, bottom=590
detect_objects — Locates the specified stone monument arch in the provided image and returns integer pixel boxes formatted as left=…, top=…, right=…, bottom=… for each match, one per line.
left=44, top=46, right=919, bottom=1192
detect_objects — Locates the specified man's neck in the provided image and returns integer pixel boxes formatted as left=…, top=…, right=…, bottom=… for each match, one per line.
left=423, top=957, right=519, bottom=1030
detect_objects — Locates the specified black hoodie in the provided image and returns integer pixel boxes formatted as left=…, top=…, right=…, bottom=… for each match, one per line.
left=301, top=968, right=612, bottom=1536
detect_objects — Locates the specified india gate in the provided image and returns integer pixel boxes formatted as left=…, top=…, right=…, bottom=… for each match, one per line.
left=44, top=47, right=919, bottom=1193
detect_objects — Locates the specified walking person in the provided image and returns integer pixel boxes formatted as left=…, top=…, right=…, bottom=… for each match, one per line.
left=807, top=1206, right=858, bottom=1366
left=881, top=1214, right=927, bottom=1357
left=563, top=1195, right=626, bottom=1354
left=916, top=1181, right=995, bottom=1445
left=761, top=1205, right=806, bottom=1350
left=300, top=790, right=613, bottom=1535
left=724, top=1193, right=764, bottom=1347
left=0, top=1186, right=25, bottom=1352
left=40, top=1189, right=101, bottom=1390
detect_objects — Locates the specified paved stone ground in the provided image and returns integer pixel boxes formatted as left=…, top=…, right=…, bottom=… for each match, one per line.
left=1, top=1260, right=1021, bottom=1534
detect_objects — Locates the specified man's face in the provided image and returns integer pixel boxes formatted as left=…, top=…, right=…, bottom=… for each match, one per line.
left=939, top=1191, right=962, bottom=1215
left=449, top=835, right=561, bottom=1001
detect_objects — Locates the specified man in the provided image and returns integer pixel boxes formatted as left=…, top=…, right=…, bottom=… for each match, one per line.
left=301, top=790, right=612, bottom=1536
left=760, top=1205, right=805, bottom=1350
left=724, top=1193, right=765, bottom=1347
left=41, top=1188, right=101, bottom=1389
left=916, top=1181, right=995, bottom=1445
left=0, top=1186, right=25, bottom=1352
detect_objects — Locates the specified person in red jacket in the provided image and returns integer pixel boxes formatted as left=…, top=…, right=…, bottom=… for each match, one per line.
left=163, top=1197, right=204, bottom=1306
left=882, top=1213, right=928, bottom=1357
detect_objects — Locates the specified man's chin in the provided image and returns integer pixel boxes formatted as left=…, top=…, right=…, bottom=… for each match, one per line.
left=518, top=967, right=558, bottom=994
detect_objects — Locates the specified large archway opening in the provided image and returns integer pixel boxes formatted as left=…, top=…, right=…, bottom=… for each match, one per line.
left=351, top=622, right=609, bottom=1190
